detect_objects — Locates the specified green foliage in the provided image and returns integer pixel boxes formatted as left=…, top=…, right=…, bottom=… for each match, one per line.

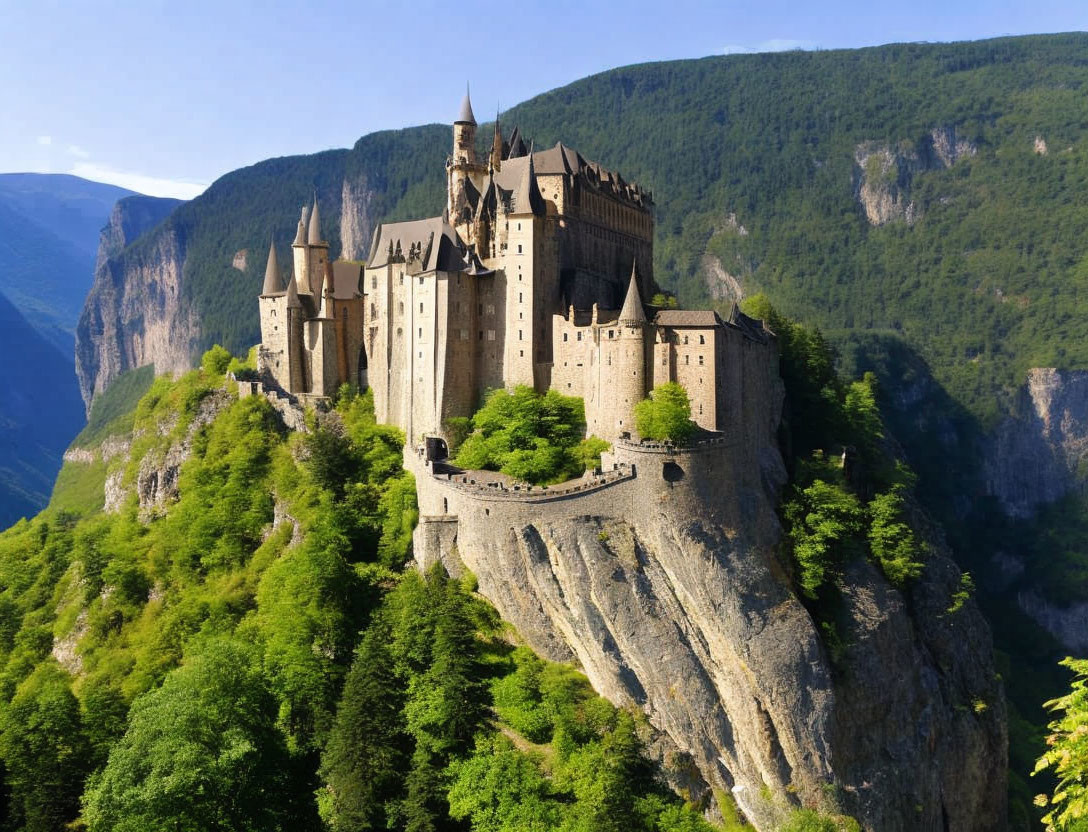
left=82, top=638, right=307, bottom=831
left=72, top=364, right=155, bottom=449
left=781, top=808, right=862, bottom=832
left=0, top=661, right=90, bottom=832
left=867, top=486, right=925, bottom=586
left=634, top=382, right=696, bottom=442
left=1034, top=657, right=1088, bottom=831
left=947, top=572, right=975, bottom=614
left=453, top=386, right=593, bottom=484
left=784, top=476, right=865, bottom=598
left=200, top=343, right=233, bottom=376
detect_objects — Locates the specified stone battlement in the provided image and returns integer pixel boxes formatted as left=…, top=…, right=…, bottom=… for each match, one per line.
left=426, top=463, right=635, bottom=503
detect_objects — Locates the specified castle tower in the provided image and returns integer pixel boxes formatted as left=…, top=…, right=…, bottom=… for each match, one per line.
left=284, top=273, right=306, bottom=393
left=448, top=86, right=480, bottom=219
left=608, top=262, right=649, bottom=439
left=306, top=194, right=329, bottom=295
left=504, top=144, right=547, bottom=389
left=291, top=205, right=311, bottom=294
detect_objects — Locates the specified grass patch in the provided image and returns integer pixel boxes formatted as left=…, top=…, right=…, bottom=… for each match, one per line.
left=73, top=365, right=155, bottom=448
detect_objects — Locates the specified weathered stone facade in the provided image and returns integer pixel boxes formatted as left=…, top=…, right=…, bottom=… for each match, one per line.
left=256, top=90, right=775, bottom=444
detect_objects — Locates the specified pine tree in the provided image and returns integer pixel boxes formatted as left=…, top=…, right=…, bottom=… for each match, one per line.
left=319, top=618, right=409, bottom=831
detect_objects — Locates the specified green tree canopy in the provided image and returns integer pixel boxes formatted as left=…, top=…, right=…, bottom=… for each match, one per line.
left=82, top=639, right=306, bottom=832
left=453, top=386, right=608, bottom=484
left=634, top=382, right=696, bottom=443
left=1034, top=657, right=1088, bottom=831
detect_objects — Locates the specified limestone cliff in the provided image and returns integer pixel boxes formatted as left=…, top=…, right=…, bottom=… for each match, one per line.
left=414, top=358, right=1005, bottom=830
left=984, top=368, right=1088, bottom=518
left=339, top=174, right=378, bottom=262
left=76, top=196, right=188, bottom=413
left=854, top=126, right=976, bottom=226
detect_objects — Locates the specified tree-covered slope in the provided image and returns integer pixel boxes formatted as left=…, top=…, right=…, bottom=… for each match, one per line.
left=0, top=356, right=763, bottom=832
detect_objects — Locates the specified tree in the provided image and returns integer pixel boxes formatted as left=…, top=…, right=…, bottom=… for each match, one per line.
left=867, top=487, right=924, bottom=586
left=0, top=662, right=90, bottom=832
left=635, top=383, right=696, bottom=443
left=453, top=386, right=591, bottom=484
left=319, top=619, right=408, bottom=831
left=1034, top=657, right=1088, bottom=831
left=201, top=344, right=233, bottom=376
left=82, top=639, right=307, bottom=832
left=783, top=478, right=865, bottom=598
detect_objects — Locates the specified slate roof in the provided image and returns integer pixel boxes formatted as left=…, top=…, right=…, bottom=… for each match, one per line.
left=618, top=262, right=646, bottom=324
left=457, top=87, right=476, bottom=124
left=653, top=310, right=723, bottom=328
left=366, top=216, right=473, bottom=273
left=261, top=238, right=281, bottom=295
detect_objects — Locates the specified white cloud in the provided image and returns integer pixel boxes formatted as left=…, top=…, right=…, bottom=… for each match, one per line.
left=66, top=144, right=91, bottom=159
left=721, top=38, right=816, bottom=55
left=36, top=135, right=52, bottom=146
left=69, top=162, right=206, bottom=200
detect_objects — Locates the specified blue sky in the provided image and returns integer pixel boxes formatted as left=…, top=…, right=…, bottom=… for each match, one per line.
left=2, top=0, right=1084, bottom=198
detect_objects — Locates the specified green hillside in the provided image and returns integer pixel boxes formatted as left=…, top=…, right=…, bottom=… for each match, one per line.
left=0, top=355, right=755, bottom=832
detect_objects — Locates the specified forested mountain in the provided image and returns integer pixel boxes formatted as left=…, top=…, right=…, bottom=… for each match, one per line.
left=38, top=31, right=1088, bottom=829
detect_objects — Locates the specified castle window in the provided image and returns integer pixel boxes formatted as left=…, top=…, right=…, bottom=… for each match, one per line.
left=399, top=275, right=403, bottom=285
left=519, top=292, right=523, bottom=303
left=519, top=312, right=523, bottom=320
left=577, top=332, right=583, bottom=341
left=699, top=404, right=703, bottom=415
left=479, top=330, right=483, bottom=340
left=370, top=303, right=376, bottom=317
left=699, top=334, right=705, bottom=344
left=699, top=355, right=704, bottom=365
left=608, top=330, right=614, bottom=339
left=607, top=355, right=611, bottom=366
left=399, top=302, right=404, bottom=314
left=419, top=302, right=423, bottom=313
left=418, top=327, right=422, bottom=338
left=478, top=303, right=483, bottom=314
left=563, top=333, right=568, bottom=342
left=419, top=277, right=424, bottom=285
left=685, top=355, right=689, bottom=365
left=517, top=222, right=521, bottom=231
left=518, top=330, right=523, bottom=340
left=518, top=244, right=523, bottom=254
left=520, top=350, right=524, bottom=357
left=683, top=335, right=689, bottom=345
left=371, top=276, right=377, bottom=289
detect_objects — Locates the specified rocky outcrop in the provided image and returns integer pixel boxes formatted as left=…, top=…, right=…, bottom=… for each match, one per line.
left=414, top=344, right=1004, bottom=830
left=76, top=196, right=190, bottom=413
left=700, top=254, right=744, bottom=303
left=854, top=126, right=976, bottom=226
left=1017, top=590, right=1088, bottom=654
left=983, top=368, right=1088, bottom=518
left=339, top=174, right=378, bottom=261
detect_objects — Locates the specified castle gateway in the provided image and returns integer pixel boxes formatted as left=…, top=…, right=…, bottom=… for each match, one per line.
left=258, top=89, right=771, bottom=444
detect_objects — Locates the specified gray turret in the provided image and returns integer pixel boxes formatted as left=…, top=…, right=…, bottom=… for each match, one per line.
left=456, top=84, right=476, bottom=125
left=261, top=238, right=281, bottom=295
left=308, top=195, right=323, bottom=245
left=510, top=143, right=545, bottom=216
left=619, top=260, right=646, bottom=325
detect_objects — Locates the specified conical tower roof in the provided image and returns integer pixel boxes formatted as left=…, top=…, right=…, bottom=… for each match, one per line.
left=619, top=261, right=646, bottom=325
left=457, top=83, right=476, bottom=124
left=511, top=143, right=545, bottom=216
left=261, top=237, right=281, bottom=295
left=285, top=273, right=302, bottom=308
left=308, top=194, right=323, bottom=245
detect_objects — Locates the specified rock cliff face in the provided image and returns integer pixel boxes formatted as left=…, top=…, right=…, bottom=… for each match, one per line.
left=339, top=174, right=378, bottom=262
left=76, top=200, right=194, bottom=413
left=984, top=368, right=1088, bottom=518
left=854, top=126, right=976, bottom=226
left=414, top=352, right=1005, bottom=831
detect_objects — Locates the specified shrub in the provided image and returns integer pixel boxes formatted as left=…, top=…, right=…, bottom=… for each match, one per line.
left=635, top=383, right=696, bottom=443
left=200, top=344, right=232, bottom=376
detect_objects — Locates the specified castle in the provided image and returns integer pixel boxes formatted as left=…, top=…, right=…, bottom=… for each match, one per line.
left=257, top=89, right=772, bottom=447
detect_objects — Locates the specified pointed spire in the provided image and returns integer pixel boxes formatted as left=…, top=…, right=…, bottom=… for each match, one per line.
left=491, top=106, right=504, bottom=171
left=457, top=82, right=476, bottom=125
left=262, top=237, right=281, bottom=295
left=285, top=273, right=302, bottom=308
left=307, top=193, right=323, bottom=245
left=619, top=260, right=646, bottom=325
left=511, top=142, right=545, bottom=216
left=293, top=219, right=306, bottom=246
